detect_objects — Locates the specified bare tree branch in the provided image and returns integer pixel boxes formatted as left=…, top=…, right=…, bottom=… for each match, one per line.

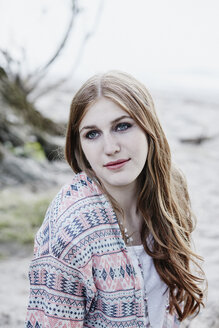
left=26, top=0, right=79, bottom=93
left=39, top=0, right=79, bottom=74
left=31, top=0, right=105, bottom=101
left=31, top=78, right=68, bottom=101
left=70, top=0, right=104, bottom=76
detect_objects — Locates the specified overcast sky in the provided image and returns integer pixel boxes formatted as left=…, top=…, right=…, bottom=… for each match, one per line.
left=1, top=0, right=219, bottom=93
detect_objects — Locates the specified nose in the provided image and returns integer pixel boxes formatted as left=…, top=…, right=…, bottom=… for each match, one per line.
left=103, top=133, right=120, bottom=155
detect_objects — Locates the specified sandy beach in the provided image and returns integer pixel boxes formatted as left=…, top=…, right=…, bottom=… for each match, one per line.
left=0, top=91, right=218, bottom=327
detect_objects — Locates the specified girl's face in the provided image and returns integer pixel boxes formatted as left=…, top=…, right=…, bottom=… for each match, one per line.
left=79, top=97, right=148, bottom=193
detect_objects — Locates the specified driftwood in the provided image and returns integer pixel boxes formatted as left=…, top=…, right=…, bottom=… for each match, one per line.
left=179, top=135, right=214, bottom=145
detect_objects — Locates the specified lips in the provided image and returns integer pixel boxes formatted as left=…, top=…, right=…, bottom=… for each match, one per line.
left=104, top=158, right=130, bottom=170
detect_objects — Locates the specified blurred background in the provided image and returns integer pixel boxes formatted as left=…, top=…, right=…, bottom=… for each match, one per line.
left=0, top=0, right=218, bottom=327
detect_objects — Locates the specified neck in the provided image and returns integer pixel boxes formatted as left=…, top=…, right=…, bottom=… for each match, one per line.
left=103, top=182, right=143, bottom=245
left=103, top=182, right=138, bottom=218
left=104, top=181, right=144, bottom=235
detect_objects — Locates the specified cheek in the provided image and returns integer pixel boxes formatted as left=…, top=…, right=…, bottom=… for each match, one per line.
left=133, top=132, right=148, bottom=149
left=80, top=143, right=90, bottom=160
left=80, top=142, right=98, bottom=167
left=135, top=135, right=148, bottom=162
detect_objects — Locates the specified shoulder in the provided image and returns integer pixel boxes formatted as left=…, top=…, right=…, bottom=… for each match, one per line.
left=35, top=172, right=108, bottom=258
left=51, top=171, right=103, bottom=218
left=60, top=171, right=102, bottom=202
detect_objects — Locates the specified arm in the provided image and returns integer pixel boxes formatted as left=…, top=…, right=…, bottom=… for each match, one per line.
left=25, top=254, right=95, bottom=328
left=25, top=185, right=96, bottom=328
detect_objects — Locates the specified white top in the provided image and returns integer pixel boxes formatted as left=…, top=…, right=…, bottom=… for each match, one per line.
left=127, top=244, right=169, bottom=328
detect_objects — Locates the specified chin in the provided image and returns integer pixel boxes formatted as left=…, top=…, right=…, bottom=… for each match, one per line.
left=105, top=177, right=136, bottom=188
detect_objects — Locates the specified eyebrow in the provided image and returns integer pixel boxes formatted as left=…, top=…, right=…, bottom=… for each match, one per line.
left=79, top=115, right=132, bottom=133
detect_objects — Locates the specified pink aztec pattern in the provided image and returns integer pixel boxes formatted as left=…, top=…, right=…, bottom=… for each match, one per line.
left=25, top=172, right=180, bottom=328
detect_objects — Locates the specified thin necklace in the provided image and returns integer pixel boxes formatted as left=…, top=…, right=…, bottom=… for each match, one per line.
left=117, top=215, right=136, bottom=245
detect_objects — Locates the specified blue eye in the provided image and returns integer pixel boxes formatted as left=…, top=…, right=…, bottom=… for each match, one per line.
left=85, top=130, right=99, bottom=139
left=116, top=122, right=132, bottom=131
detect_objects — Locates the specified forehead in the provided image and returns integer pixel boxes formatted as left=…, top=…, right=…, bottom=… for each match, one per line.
left=79, top=97, right=129, bottom=127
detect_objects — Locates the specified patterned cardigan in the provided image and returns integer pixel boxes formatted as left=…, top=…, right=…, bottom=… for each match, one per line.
left=25, top=172, right=180, bottom=328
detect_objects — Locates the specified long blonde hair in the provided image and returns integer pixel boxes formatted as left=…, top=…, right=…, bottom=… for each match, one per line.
left=65, top=70, right=206, bottom=321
